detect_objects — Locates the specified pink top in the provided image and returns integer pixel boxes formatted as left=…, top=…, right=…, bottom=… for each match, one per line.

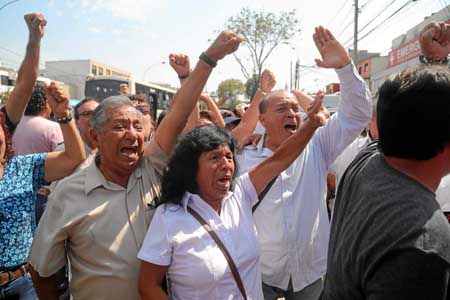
left=12, top=116, right=63, bottom=155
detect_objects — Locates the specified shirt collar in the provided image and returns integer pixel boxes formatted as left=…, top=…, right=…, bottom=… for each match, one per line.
left=84, top=158, right=140, bottom=194
left=181, top=190, right=233, bottom=213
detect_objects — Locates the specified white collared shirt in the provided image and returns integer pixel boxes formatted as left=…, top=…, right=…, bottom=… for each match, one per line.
left=138, top=173, right=263, bottom=300
left=237, top=62, right=372, bottom=292
left=330, top=134, right=373, bottom=186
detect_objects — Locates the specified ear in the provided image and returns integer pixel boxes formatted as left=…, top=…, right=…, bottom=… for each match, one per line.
left=90, top=128, right=100, bottom=149
left=259, top=113, right=267, bottom=128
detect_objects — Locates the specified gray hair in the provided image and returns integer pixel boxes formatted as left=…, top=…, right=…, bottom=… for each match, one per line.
left=91, top=96, right=141, bottom=131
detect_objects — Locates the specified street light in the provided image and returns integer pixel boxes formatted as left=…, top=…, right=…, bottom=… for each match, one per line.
left=142, top=61, right=166, bottom=82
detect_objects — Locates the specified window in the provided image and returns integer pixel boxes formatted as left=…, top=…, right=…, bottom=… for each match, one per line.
left=91, top=65, right=97, bottom=76
left=99, top=67, right=104, bottom=76
left=106, top=69, right=111, bottom=75
left=364, top=63, right=369, bottom=72
left=1, top=75, right=8, bottom=86
left=358, top=67, right=362, bottom=74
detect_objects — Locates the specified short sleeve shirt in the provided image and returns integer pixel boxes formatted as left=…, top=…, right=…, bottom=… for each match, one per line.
left=0, top=153, right=46, bottom=268
left=28, top=141, right=168, bottom=300
left=138, top=173, right=264, bottom=300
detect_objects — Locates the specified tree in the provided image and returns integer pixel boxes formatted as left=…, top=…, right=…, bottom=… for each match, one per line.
left=226, top=8, right=301, bottom=81
left=0, top=91, right=10, bottom=105
left=217, top=79, right=245, bottom=103
left=245, top=74, right=259, bottom=100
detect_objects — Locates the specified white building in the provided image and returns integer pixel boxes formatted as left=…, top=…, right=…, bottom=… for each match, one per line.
left=43, top=59, right=131, bottom=99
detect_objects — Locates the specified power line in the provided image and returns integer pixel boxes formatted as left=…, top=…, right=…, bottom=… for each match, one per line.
left=342, top=0, right=400, bottom=46
left=345, top=0, right=416, bottom=47
left=0, top=0, right=20, bottom=11
left=327, top=0, right=351, bottom=29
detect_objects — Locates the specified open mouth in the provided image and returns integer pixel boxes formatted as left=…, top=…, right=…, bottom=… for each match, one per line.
left=120, top=146, right=139, bottom=157
left=284, top=124, right=297, bottom=131
left=217, top=176, right=232, bottom=189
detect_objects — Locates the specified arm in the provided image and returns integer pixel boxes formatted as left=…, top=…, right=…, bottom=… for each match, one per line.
left=292, top=89, right=314, bottom=112
left=29, top=266, right=59, bottom=300
left=249, top=92, right=328, bottom=193
left=5, top=13, right=46, bottom=125
left=44, top=82, right=86, bottom=182
left=419, top=22, right=450, bottom=60
left=200, top=93, right=225, bottom=127
left=232, top=69, right=276, bottom=144
left=147, top=32, right=242, bottom=155
left=312, top=26, right=372, bottom=167
left=139, top=262, right=170, bottom=300
left=182, top=101, right=199, bottom=133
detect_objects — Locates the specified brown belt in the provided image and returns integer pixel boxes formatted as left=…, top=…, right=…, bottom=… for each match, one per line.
left=0, top=264, right=29, bottom=286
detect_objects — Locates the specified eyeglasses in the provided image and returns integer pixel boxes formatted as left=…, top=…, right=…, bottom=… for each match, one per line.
left=78, top=110, right=95, bottom=117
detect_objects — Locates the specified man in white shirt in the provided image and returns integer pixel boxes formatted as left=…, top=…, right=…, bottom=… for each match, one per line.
left=237, top=26, right=372, bottom=300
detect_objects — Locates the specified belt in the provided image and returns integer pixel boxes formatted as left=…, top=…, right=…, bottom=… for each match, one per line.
left=0, top=264, right=29, bottom=286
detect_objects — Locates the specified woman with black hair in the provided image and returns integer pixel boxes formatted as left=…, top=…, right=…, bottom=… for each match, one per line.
left=137, top=91, right=329, bottom=300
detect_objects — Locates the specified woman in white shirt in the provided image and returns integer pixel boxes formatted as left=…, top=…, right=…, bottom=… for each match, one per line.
left=138, top=92, right=328, bottom=300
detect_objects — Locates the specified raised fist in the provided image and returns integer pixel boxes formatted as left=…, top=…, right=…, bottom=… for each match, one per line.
left=204, top=31, right=242, bottom=62
left=44, top=82, right=70, bottom=118
left=24, top=13, right=46, bottom=41
left=259, top=69, right=276, bottom=93
left=169, top=53, right=190, bottom=77
left=419, top=22, right=450, bottom=60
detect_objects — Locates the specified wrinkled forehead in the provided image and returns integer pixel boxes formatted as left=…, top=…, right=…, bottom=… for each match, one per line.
left=107, top=105, right=142, bottom=121
left=266, top=91, right=298, bottom=107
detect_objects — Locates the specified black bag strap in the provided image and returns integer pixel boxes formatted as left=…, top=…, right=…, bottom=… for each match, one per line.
left=252, top=176, right=278, bottom=214
left=187, top=206, right=248, bottom=300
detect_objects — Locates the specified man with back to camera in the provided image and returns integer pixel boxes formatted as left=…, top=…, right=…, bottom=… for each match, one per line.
left=320, top=21, right=450, bottom=300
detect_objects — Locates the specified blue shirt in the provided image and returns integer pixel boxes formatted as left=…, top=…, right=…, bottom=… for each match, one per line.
left=0, top=153, right=46, bottom=269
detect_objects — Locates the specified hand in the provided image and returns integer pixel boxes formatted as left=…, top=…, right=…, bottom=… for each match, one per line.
left=169, top=53, right=190, bottom=77
left=238, top=133, right=262, bottom=153
left=24, top=13, right=46, bottom=41
left=204, top=31, right=242, bottom=62
left=119, top=84, right=129, bottom=95
left=45, top=82, right=70, bottom=118
left=259, top=69, right=276, bottom=93
left=313, top=26, right=350, bottom=69
left=306, top=91, right=329, bottom=128
left=419, top=22, right=450, bottom=60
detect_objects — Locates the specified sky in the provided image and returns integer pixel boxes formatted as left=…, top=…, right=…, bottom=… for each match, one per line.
left=0, top=0, right=448, bottom=95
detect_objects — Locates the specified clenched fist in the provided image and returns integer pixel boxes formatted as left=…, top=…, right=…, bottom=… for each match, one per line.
left=24, top=13, right=46, bottom=41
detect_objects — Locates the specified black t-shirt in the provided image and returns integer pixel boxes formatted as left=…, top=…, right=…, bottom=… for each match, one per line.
left=321, top=142, right=450, bottom=300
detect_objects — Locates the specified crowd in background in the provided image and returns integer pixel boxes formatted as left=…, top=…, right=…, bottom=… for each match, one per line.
left=1, top=12, right=450, bottom=300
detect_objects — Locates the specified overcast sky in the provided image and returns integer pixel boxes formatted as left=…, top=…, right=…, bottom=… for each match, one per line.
left=0, top=0, right=447, bottom=95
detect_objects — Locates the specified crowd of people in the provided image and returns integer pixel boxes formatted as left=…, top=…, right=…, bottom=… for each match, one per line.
left=1, top=12, right=450, bottom=300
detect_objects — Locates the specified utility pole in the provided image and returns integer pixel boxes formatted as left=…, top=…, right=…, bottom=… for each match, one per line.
left=353, top=0, right=359, bottom=62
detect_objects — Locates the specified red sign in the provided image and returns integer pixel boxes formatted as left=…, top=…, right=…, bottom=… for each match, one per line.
left=388, top=38, right=420, bottom=67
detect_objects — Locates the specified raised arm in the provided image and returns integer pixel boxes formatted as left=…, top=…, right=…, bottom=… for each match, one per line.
left=292, top=89, right=314, bottom=112
left=200, top=93, right=225, bottom=127
left=419, top=22, right=450, bottom=60
left=232, top=69, right=276, bottom=144
left=148, top=32, right=242, bottom=155
left=44, top=83, right=86, bottom=182
left=5, top=13, right=46, bottom=125
left=249, top=92, right=328, bottom=193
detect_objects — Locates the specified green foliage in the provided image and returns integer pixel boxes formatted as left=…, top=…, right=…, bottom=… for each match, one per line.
left=245, top=74, right=259, bottom=100
left=217, top=79, right=245, bottom=102
left=0, top=91, right=10, bottom=105
left=226, top=8, right=301, bottom=79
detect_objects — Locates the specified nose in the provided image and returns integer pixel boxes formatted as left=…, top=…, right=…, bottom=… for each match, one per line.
left=124, top=124, right=139, bottom=140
